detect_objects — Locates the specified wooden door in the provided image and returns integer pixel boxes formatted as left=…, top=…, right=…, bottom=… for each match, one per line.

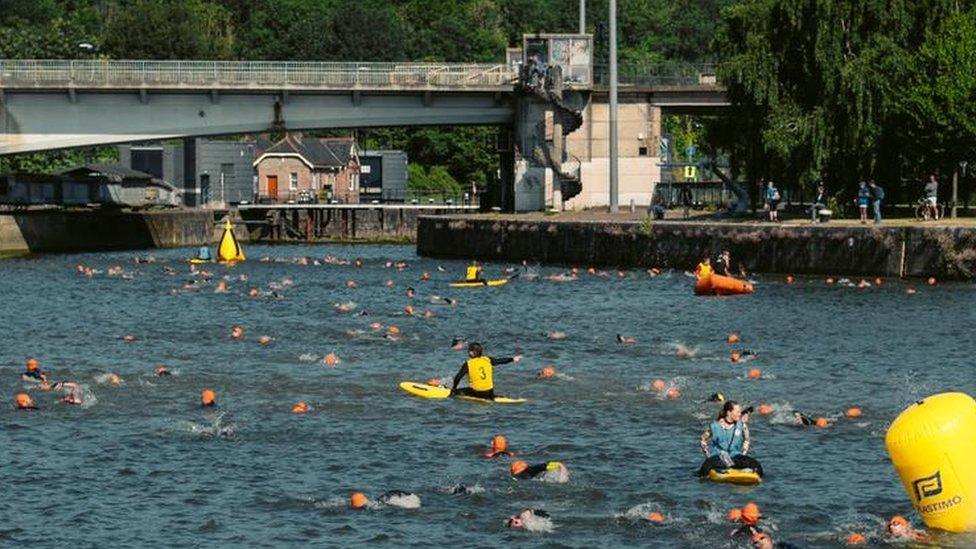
left=267, top=175, right=278, bottom=201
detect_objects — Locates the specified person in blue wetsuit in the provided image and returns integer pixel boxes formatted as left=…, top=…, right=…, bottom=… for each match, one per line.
left=698, top=401, right=764, bottom=477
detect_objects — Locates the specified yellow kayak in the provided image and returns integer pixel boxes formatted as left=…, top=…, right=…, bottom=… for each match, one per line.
left=449, top=278, right=509, bottom=288
left=398, top=381, right=526, bottom=404
left=188, top=258, right=211, bottom=265
left=707, top=468, right=762, bottom=485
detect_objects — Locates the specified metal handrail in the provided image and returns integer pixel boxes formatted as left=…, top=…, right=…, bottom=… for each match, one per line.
left=0, top=59, right=518, bottom=90
left=593, top=62, right=719, bottom=87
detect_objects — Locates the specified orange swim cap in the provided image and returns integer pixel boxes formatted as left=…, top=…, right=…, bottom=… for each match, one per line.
left=846, top=532, right=866, bottom=545
left=889, top=515, right=908, bottom=528
left=730, top=352, right=741, bottom=363
left=747, top=368, right=761, bottom=379
left=741, top=502, right=761, bottom=524
left=539, top=366, right=556, bottom=379
left=510, top=460, right=528, bottom=476
left=815, top=417, right=829, bottom=428
left=666, top=387, right=681, bottom=399
left=727, top=508, right=743, bottom=521
left=350, top=492, right=367, bottom=509
left=826, top=277, right=835, bottom=284
left=323, top=353, right=340, bottom=367
left=727, top=334, right=739, bottom=344
left=758, top=404, right=773, bottom=415
left=26, top=359, right=39, bottom=372
left=258, top=335, right=272, bottom=346
left=491, top=435, right=508, bottom=453
left=387, top=325, right=400, bottom=336
left=15, top=393, right=32, bottom=409
left=646, top=512, right=665, bottom=524
left=786, top=275, right=795, bottom=284
left=846, top=406, right=862, bottom=418
left=201, top=389, right=216, bottom=406
left=109, top=374, right=121, bottom=386
left=651, top=379, right=666, bottom=391
left=292, top=402, right=309, bottom=414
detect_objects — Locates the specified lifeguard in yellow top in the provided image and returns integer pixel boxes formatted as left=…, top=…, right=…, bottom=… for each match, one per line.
left=465, top=261, right=484, bottom=283
left=216, top=219, right=245, bottom=263
left=450, top=342, right=521, bottom=401
left=694, top=257, right=713, bottom=279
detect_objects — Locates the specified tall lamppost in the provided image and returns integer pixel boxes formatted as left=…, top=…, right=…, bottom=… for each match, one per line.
left=608, top=0, right=619, bottom=213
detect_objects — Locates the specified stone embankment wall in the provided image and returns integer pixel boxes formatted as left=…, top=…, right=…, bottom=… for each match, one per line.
left=0, top=209, right=214, bottom=256
left=243, top=207, right=471, bottom=242
left=417, top=216, right=976, bottom=279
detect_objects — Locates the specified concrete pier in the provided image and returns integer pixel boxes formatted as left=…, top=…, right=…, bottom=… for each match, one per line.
left=0, top=209, right=213, bottom=256
left=417, top=215, right=976, bottom=279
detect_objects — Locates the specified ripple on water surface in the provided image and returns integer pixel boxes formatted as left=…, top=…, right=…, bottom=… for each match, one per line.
left=2, top=245, right=976, bottom=547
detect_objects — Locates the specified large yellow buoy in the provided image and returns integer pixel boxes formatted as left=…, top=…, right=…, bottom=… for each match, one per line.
left=216, top=218, right=245, bottom=263
left=885, top=392, right=976, bottom=532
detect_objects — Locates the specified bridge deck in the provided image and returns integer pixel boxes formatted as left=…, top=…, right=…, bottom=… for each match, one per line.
left=0, top=60, right=517, bottom=92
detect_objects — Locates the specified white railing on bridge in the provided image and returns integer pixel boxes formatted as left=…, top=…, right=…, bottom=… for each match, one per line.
left=0, top=60, right=518, bottom=91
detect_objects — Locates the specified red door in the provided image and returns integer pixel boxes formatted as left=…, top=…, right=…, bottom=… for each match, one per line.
left=267, top=175, right=278, bottom=201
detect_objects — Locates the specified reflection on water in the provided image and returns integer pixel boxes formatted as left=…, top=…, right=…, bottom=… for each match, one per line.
left=2, top=245, right=976, bottom=547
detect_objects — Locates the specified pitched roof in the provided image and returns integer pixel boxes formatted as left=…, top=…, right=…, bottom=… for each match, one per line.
left=259, top=135, right=356, bottom=168
left=59, top=163, right=156, bottom=182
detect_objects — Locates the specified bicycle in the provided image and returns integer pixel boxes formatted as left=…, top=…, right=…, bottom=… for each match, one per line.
left=914, top=198, right=945, bottom=221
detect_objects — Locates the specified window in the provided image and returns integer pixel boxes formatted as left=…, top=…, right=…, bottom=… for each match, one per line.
left=289, top=172, right=298, bottom=190
left=349, top=173, right=356, bottom=191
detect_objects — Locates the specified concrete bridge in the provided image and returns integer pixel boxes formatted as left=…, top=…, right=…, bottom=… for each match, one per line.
left=0, top=54, right=729, bottom=212
left=0, top=59, right=726, bottom=154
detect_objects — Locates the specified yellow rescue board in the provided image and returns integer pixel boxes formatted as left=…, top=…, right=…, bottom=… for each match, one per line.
left=398, top=381, right=526, bottom=404
left=707, top=468, right=761, bottom=485
left=448, top=278, right=509, bottom=288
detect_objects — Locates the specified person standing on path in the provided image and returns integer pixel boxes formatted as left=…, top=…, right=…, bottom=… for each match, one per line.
left=869, top=180, right=884, bottom=224
left=765, top=181, right=780, bottom=222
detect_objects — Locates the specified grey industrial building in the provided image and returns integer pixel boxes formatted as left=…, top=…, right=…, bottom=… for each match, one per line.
left=359, top=150, right=408, bottom=202
left=118, top=139, right=256, bottom=207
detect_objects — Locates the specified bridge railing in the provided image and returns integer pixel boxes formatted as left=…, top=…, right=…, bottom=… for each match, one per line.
left=0, top=60, right=517, bottom=90
left=594, top=62, right=719, bottom=87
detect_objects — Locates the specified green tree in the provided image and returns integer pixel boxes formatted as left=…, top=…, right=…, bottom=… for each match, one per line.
left=101, top=0, right=235, bottom=59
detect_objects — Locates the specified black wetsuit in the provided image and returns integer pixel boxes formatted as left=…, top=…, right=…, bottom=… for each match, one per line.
left=450, top=356, right=515, bottom=400
left=21, top=370, right=46, bottom=382
left=794, top=413, right=814, bottom=426
left=514, top=463, right=554, bottom=480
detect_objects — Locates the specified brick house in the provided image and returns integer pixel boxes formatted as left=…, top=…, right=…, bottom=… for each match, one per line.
left=253, top=134, right=360, bottom=203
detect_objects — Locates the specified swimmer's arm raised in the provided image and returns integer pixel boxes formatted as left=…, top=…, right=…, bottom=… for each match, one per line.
left=741, top=424, right=750, bottom=455
left=700, top=428, right=710, bottom=456
left=489, top=356, right=516, bottom=366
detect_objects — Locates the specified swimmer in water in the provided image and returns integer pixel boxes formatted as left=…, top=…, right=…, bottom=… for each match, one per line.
left=506, top=508, right=551, bottom=529
left=617, top=334, right=637, bottom=345
left=751, top=532, right=800, bottom=549
left=887, top=515, right=929, bottom=542
left=450, top=338, right=466, bottom=350
left=792, top=411, right=815, bottom=426
left=406, top=287, right=415, bottom=299
left=449, top=342, right=522, bottom=401
left=545, top=330, right=566, bottom=340
left=429, top=295, right=458, bottom=306
left=510, top=460, right=569, bottom=482
left=448, top=483, right=478, bottom=495
left=377, top=490, right=421, bottom=509
left=484, top=435, right=513, bottom=458
left=20, top=359, right=48, bottom=383
left=155, top=366, right=172, bottom=377
left=15, top=392, right=38, bottom=410
left=730, top=502, right=764, bottom=539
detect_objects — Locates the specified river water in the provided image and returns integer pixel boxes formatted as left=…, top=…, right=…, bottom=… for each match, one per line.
left=2, top=244, right=975, bottom=547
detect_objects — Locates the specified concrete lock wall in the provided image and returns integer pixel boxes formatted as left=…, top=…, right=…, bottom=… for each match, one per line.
left=0, top=209, right=213, bottom=256
left=417, top=216, right=976, bottom=279
left=243, top=207, right=465, bottom=242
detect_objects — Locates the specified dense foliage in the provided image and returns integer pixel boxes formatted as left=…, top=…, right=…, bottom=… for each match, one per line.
left=716, top=0, right=976, bottom=204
